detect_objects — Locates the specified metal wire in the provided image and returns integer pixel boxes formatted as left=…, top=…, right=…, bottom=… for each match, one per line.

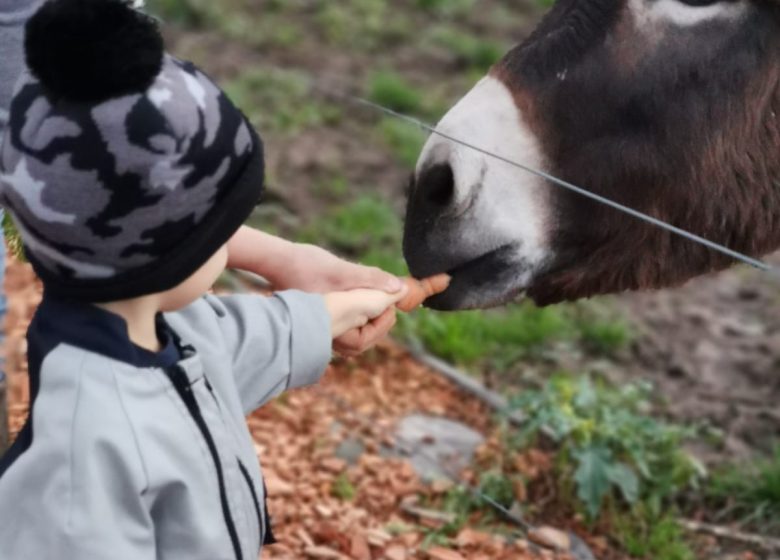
left=312, top=384, right=534, bottom=532
left=319, top=88, right=778, bottom=277
left=222, top=272, right=535, bottom=534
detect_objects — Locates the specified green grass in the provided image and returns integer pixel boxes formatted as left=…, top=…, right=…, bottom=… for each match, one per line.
left=399, top=305, right=574, bottom=366
left=705, top=446, right=780, bottom=531
left=577, top=318, right=633, bottom=357
left=614, top=508, right=696, bottom=560
left=145, top=0, right=219, bottom=27
left=224, top=68, right=341, bottom=135
left=431, top=28, right=505, bottom=72
left=315, top=0, right=400, bottom=49
left=378, top=117, right=428, bottom=168
left=416, top=0, right=477, bottom=18
left=299, top=196, right=402, bottom=253
left=368, top=71, right=425, bottom=115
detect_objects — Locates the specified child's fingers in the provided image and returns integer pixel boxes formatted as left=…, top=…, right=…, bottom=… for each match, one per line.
left=363, top=285, right=408, bottom=317
left=333, top=308, right=397, bottom=357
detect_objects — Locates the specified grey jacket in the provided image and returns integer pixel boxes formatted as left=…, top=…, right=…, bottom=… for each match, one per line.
left=0, top=291, right=332, bottom=559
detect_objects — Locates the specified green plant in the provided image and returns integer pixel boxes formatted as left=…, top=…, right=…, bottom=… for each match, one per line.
left=705, top=445, right=780, bottom=531
left=378, top=117, right=427, bottom=168
left=332, top=473, right=356, bottom=501
left=416, top=0, right=477, bottom=18
left=3, top=212, right=24, bottom=262
left=614, top=507, right=696, bottom=560
left=368, top=71, right=424, bottom=114
left=431, top=28, right=505, bottom=72
left=510, top=375, right=703, bottom=520
left=315, top=0, right=390, bottom=48
left=224, top=68, right=340, bottom=135
left=299, top=196, right=402, bottom=254
left=577, top=319, right=633, bottom=356
left=145, top=0, right=217, bottom=27
left=478, top=470, right=515, bottom=509
left=398, top=304, right=573, bottom=366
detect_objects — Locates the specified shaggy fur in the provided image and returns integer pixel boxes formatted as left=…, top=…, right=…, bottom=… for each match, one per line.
left=25, top=0, right=163, bottom=103
left=491, top=0, right=780, bottom=305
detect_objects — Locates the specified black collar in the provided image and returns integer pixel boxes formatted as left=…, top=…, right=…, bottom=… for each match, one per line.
left=32, top=295, right=182, bottom=368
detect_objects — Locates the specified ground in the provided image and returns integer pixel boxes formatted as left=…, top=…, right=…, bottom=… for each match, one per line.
left=1, top=256, right=586, bottom=559
left=3, top=257, right=773, bottom=559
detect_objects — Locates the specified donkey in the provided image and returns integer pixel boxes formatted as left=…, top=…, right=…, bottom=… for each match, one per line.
left=403, top=0, right=780, bottom=310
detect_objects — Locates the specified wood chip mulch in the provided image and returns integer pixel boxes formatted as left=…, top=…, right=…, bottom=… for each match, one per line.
left=3, top=256, right=578, bottom=560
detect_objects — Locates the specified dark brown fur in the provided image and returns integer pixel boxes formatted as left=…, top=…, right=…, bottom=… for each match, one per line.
left=493, top=0, right=780, bottom=305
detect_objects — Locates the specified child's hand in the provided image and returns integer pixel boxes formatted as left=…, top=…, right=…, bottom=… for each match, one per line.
left=324, top=287, right=408, bottom=340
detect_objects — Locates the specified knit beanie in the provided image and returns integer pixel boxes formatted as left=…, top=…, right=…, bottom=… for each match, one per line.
left=0, top=0, right=265, bottom=302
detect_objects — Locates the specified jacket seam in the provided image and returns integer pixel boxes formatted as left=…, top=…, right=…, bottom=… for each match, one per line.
left=65, top=348, right=88, bottom=534
left=110, top=361, right=152, bottom=494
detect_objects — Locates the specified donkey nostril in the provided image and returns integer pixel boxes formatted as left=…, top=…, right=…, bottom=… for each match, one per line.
left=421, top=163, right=455, bottom=208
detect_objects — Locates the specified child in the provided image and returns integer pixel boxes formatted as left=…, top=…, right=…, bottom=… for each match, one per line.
left=0, top=0, right=408, bottom=558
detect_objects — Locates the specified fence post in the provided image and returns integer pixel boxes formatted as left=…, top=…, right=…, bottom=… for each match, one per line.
left=0, top=372, right=8, bottom=454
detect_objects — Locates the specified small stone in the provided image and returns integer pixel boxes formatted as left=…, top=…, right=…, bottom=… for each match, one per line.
left=349, top=535, right=371, bottom=560
left=426, top=548, right=465, bottom=560
left=304, top=545, right=343, bottom=559
left=335, top=437, right=365, bottom=465
left=265, top=475, right=294, bottom=496
left=366, top=528, right=392, bottom=547
left=315, top=505, right=333, bottom=518
left=527, top=526, right=571, bottom=551
left=384, top=545, right=407, bottom=560
left=320, top=457, right=347, bottom=474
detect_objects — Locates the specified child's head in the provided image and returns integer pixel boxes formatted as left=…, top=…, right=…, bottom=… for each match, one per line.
left=0, top=0, right=264, bottom=306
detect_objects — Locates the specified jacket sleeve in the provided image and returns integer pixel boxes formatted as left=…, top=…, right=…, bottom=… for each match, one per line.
left=196, top=291, right=332, bottom=413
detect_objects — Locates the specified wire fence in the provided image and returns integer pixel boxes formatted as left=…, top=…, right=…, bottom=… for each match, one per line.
left=225, top=270, right=580, bottom=555
left=315, top=85, right=779, bottom=278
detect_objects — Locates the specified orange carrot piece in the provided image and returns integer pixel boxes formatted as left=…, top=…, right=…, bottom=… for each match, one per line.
left=396, top=274, right=451, bottom=312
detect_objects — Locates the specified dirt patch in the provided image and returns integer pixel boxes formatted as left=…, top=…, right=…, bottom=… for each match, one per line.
left=613, top=255, right=780, bottom=463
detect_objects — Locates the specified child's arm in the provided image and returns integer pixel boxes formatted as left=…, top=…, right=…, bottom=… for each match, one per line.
left=227, top=226, right=402, bottom=294
left=226, top=226, right=403, bottom=356
left=168, top=286, right=403, bottom=415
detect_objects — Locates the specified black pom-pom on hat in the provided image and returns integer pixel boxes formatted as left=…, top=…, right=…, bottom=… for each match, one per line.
left=25, top=0, right=164, bottom=103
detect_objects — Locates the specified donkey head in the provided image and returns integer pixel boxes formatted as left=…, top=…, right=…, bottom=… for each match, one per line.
left=404, top=0, right=780, bottom=309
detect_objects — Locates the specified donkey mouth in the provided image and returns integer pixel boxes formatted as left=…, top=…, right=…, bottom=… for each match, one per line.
left=423, top=244, right=525, bottom=310
left=446, top=244, right=517, bottom=277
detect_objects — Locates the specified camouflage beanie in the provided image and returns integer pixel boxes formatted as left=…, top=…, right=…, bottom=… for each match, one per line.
left=0, top=0, right=264, bottom=302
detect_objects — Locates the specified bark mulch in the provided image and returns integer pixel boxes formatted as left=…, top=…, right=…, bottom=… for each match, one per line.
left=3, top=256, right=581, bottom=560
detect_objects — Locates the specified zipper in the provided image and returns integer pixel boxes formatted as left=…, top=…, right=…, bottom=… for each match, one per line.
left=166, top=365, right=243, bottom=560
left=237, top=462, right=276, bottom=545
left=207, top=375, right=276, bottom=548
left=237, top=458, right=264, bottom=545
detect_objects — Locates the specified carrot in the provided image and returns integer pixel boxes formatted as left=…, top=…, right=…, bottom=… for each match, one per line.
left=396, top=274, right=451, bottom=312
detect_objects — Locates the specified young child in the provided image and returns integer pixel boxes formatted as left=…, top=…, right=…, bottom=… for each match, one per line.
left=0, top=0, right=409, bottom=558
